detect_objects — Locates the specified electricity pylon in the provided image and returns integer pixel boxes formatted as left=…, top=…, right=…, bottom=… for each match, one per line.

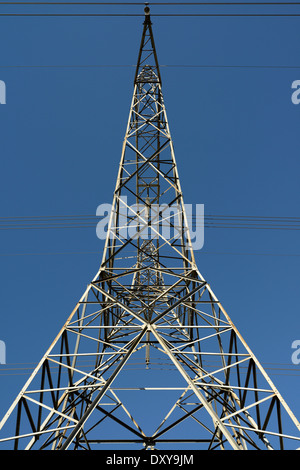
left=1, top=6, right=300, bottom=451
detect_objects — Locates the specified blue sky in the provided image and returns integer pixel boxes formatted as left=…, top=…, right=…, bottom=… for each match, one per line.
left=0, top=1, right=300, bottom=447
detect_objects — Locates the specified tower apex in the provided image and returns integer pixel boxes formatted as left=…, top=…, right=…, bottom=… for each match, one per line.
left=144, top=3, right=151, bottom=22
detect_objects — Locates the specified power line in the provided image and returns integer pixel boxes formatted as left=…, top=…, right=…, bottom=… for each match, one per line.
left=1, top=63, right=300, bottom=68
left=2, top=226, right=300, bottom=231
left=0, top=213, right=299, bottom=256
left=0, top=1, right=141, bottom=3
left=1, top=13, right=300, bottom=16
left=0, top=361, right=299, bottom=377
left=0, top=224, right=300, bottom=231
left=2, top=2, right=300, bottom=5
left=0, top=213, right=299, bottom=220
left=0, top=214, right=300, bottom=231
left=2, top=2, right=300, bottom=17
left=0, top=250, right=299, bottom=257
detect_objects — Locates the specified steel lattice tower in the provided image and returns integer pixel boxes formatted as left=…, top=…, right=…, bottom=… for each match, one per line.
left=1, top=6, right=300, bottom=451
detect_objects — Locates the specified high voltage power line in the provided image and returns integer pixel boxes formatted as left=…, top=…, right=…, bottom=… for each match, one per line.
left=2, top=1, right=300, bottom=5
left=1, top=13, right=300, bottom=16
left=1, top=251, right=300, bottom=257
left=2, top=2, right=300, bottom=17
left=0, top=360, right=299, bottom=377
left=1, top=63, right=300, bottom=68
left=2, top=2, right=300, bottom=4
left=0, top=3, right=299, bottom=63
left=1, top=214, right=299, bottom=257
left=0, top=214, right=300, bottom=230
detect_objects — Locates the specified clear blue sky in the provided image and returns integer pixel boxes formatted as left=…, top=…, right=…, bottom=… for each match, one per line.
left=0, top=1, right=300, bottom=447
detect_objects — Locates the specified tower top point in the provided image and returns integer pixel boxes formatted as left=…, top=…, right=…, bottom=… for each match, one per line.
left=144, top=3, right=151, bottom=19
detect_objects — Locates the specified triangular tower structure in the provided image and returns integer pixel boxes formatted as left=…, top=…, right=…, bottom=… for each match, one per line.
left=1, top=6, right=300, bottom=450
